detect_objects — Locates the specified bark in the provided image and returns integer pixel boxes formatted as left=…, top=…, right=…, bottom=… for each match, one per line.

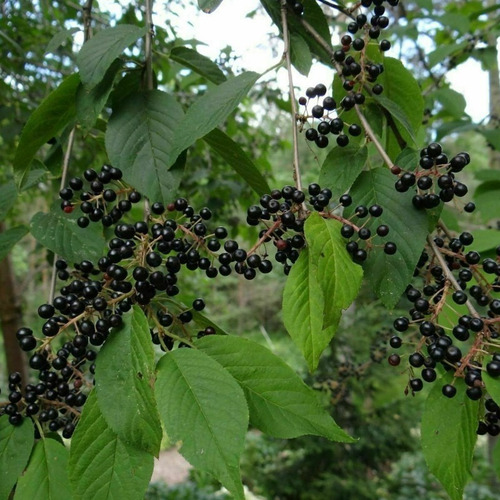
left=0, top=222, right=27, bottom=382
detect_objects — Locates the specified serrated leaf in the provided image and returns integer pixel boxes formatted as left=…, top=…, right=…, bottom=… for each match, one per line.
left=14, top=438, right=70, bottom=500
left=421, top=375, right=478, bottom=500
left=77, top=24, right=146, bottom=89
left=76, top=58, right=122, bottom=131
left=0, top=226, right=29, bottom=262
left=203, top=128, right=270, bottom=195
left=373, top=94, right=418, bottom=144
left=197, top=335, right=354, bottom=442
left=307, top=214, right=363, bottom=330
left=170, top=46, right=226, bottom=84
left=69, top=390, right=154, bottom=500
left=170, top=72, right=260, bottom=163
left=319, top=144, right=367, bottom=199
left=13, top=73, right=80, bottom=187
left=45, top=27, right=80, bottom=54
left=282, top=246, right=328, bottom=372
left=0, top=416, right=34, bottom=500
left=198, top=0, right=224, bottom=13
left=155, top=348, right=248, bottom=500
left=0, top=180, right=18, bottom=218
left=290, top=33, right=312, bottom=76
left=105, top=90, right=185, bottom=204
left=30, top=209, right=105, bottom=263
left=347, top=168, right=429, bottom=308
left=283, top=213, right=362, bottom=371
left=95, top=306, right=162, bottom=456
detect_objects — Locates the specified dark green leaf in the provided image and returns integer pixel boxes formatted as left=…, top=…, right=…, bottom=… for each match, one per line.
left=95, top=306, right=162, bottom=456
left=170, top=46, right=226, bottom=84
left=319, top=144, right=367, bottom=199
left=479, top=129, right=500, bottom=151
left=45, top=27, right=80, bottom=54
left=77, top=25, right=146, bottom=89
left=347, top=168, right=429, bottom=308
left=0, top=226, right=29, bottom=262
left=428, top=42, right=469, bottom=68
left=260, top=0, right=333, bottom=65
left=69, top=390, right=154, bottom=500
left=197, top=335, right=354, bottom=442
left=0, top=180, right=18, bottom=219
left=30, top=209, right=105, bottom=263
left=192, top=310, right=230, bottom=336
left=283, top=213, right=363, bottom=371
left=13, top=74, right=80, bottom=187
left=474, top=181, right=500, bottom=223
left=373, top=94, right=417, bottom=145
left=421, top=375, right=478, bottom=500
left=105, top=90, right=185, bottom=204
left=76, top=59, right=122, bottom=131
left=19, top=165, right=48, bottom=191
left=0, top=416, right=34, bottom=500
left=14, top=438, right=71, bottom=500
left=483, top=364, right=500, bottom=407
left=198, top=0, right=224, bottom=13
left=155, top=348, right=248, bottom=500
left=203, top=128, right=271, bottom=195
left=170, top=72, right=260, bottom=162
left=290, top=33, right=312, bottom=76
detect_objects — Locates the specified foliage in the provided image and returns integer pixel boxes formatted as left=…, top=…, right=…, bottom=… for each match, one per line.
left=0, top=1, right=499, bottom=499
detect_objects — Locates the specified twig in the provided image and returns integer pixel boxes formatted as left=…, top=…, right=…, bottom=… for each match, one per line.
left=281, top=0, right=303, bottom=193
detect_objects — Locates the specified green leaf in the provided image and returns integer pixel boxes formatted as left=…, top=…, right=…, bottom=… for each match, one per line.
left=319, top=144, right=367, bottom=199
left=474, top=181, right=500, bottom=223
left=13, top=73, right=80, bottom=187
left=282, top=246, right=328, bottom=372
left=105, top=90, right=185, bottom=204
left=69, top=390, right=154, bottom=500
left=76, top=58, right=122, bottom=131
left=155, top=348, right=248, bottom=500
left=198, top=0, right=224, bottom=13
left=433, top=87, right=467, bottom=119
left=30, top=209, right=105, bottom=263
left=203, top=128, right=271, bottom=195
left=428, top=41, right=469, bottom=68
left=421, top=376, right=478, bottom=500
left=45, top=27, right=80, bottom=54
left=0, top=416, right=34, bottom=500
left=439, top=13, right=470, bottom=34
left=347, top=168, right=429, bottom=308
left=170, top=71, right=260, bottom=163
left=197, top=335, right=354, bottom=442
left=483, top=364, right=500, bottom=405
left=170, top=46, right=226, bottom=84
left=479, top=129, right=500, bottom=151
left=290, top=33, right=312, bottom=76
left=77, top=25, right=146, bottom=89
left=283, top=213, right=363, bottom=371
left=260, top=0, right=332, bottom=65
left=0, top=226, right=29, bottom=262
left=378, top=57, right=424, bottom=153
left=0, top=180, right=18, bottom=219
left=466, top=230, right=499, bottom=253
left=192, top=310, right=230, bottom=336
left=14, top=438, right=71, bottom=500
left=95, top=306, right=162, bottom=456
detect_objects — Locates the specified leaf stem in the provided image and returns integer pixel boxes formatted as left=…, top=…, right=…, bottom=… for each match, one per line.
left=281, top=0, right=303, bottom=193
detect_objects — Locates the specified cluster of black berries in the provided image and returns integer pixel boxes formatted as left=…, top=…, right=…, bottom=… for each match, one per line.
left=337, top=194, right=396, bottom=263
left=298, top=83, right=363, bottom=149
left=59, top=164, right=142, bottom=228
left=392, top=143, right=474, bottom=211
left=387, top=227, right=499, bottom=435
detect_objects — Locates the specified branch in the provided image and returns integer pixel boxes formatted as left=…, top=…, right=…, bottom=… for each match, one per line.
left=281, top=1, right=303, bottom=193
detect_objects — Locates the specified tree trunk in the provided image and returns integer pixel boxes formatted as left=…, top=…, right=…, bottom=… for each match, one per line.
left=0, top=222, right=27, bottom=382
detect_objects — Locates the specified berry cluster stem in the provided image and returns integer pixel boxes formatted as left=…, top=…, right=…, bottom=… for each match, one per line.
left=280, top=0, right=303, bottom=194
